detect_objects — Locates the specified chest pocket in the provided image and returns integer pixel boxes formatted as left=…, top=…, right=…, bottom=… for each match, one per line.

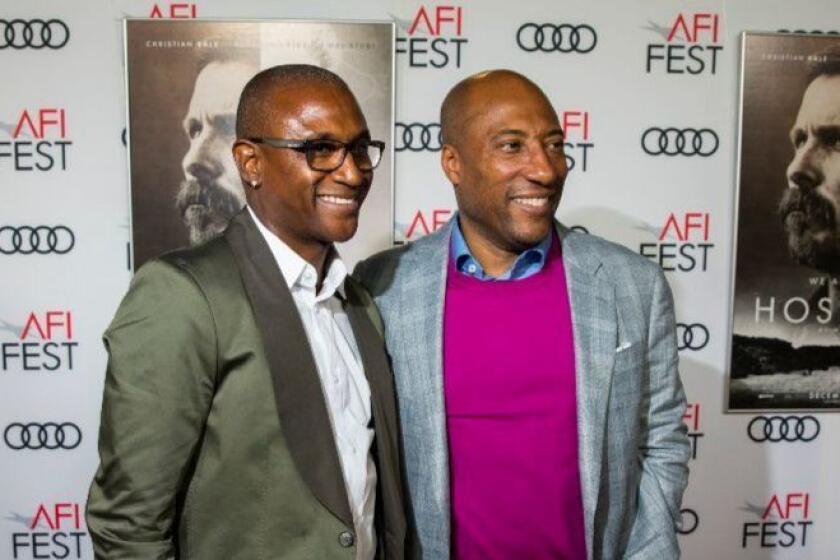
left=611, top=340, right=645, bottom=401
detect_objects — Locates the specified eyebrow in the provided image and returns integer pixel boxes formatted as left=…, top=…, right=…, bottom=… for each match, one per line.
left=305, top=129, right=372, bottom=142
left=210, top=114, right=236, bottom=133
left=494, top=128, right=525, bottom=137
left=815, top=125, right=840, bottom=140
left=493, top=127, right=565, bottom=139
left=789, top=124, right=840, bottom=144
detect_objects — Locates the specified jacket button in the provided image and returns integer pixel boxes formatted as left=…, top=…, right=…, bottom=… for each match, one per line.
left=338, top=531, right=355, bottom=548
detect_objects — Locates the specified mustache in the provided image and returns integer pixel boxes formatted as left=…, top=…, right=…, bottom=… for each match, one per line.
left=778, top=188, right=835, bottom=228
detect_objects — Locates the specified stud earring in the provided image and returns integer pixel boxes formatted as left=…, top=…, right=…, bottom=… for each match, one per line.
left=250, top=180, right=260, bottom=189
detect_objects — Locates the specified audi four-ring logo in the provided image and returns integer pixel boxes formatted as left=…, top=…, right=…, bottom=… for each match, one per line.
left=4, top=422, right=82, bottom=450
left=0, top=225, right=75, bottom=255
left=677, top=508, right=699, bottom=535
left=676, top=323, right=709, bottom=351
left=778, top=29, right=839, bottom=35
left=0, top=19, right=70, bottom=50
left=747, top=415, right=820, bottom=442
left=396, top=122, right=442, bottom=152
left=516, top=23, right=597, bottom=53
left=641, top=128, right=719, bottom=157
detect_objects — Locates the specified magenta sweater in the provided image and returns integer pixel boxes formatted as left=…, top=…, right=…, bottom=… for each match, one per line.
left=443, top=235, right=587, bottom=559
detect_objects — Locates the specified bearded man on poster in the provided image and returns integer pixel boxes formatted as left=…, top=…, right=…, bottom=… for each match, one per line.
left=780, top=51, right=840, bottom=321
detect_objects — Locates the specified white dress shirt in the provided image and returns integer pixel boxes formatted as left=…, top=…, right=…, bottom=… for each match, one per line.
left=249, top=207, right=376, bottom=560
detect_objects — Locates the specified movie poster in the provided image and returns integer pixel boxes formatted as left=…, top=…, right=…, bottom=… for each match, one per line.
left=124, top=20, right=394, bottom=270
left=729, top=33, right=840, bottom=410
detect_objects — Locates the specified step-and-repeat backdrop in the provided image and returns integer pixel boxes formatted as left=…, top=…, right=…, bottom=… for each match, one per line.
left=2, top=1, right=839, bottom=558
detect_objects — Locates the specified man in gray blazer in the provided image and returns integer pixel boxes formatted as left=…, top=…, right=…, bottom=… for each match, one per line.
left=355, top=70, right=690, bottom=559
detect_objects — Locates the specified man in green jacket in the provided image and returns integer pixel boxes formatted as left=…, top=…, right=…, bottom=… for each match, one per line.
left=86, top=64, right=407, bottom=559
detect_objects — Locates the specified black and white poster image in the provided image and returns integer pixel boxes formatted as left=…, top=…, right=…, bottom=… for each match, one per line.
left=124, top=20, right=394, bottom=270
left=729, top=33, right=840, bottom=410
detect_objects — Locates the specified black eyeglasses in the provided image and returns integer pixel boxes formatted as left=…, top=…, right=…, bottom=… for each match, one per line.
left=249, top=137, right=385, bottom=172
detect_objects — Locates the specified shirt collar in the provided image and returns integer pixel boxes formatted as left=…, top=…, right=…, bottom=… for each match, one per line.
left=450, top=214, right=552, bottom=281
left=248, top=206, right=347, bottom=300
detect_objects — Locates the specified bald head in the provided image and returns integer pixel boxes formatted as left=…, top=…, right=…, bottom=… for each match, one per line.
left=235, top=64, right=352, bottom=139
left=440, top=69, right=555, bottom=148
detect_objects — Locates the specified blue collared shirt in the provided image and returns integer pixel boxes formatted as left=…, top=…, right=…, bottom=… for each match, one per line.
left=450, top=218, right=552, bottom=281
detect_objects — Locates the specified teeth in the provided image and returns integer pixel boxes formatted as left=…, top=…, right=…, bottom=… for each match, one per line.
left=513, top=197, right=548, bottom=207
left=319, top=195, right=355, bottom=205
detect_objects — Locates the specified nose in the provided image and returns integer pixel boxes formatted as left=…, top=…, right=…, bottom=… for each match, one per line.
left=182, top=133, right=221, bottom=184
left=787, top=140, right=823, bottom=191
left=332, top=149, right=367, bottom=188
left=525, top=143, right=563, bottom=186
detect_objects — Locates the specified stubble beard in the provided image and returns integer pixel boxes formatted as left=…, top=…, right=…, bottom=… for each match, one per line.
left=779, top=187, right=840, bottom=274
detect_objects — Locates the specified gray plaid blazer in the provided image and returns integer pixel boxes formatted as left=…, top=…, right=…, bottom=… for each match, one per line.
left=354, top=218, right=690, bottom=560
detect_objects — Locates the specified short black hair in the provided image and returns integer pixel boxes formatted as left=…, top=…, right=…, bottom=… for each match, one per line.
left=235, top=64, right=350, bottom=138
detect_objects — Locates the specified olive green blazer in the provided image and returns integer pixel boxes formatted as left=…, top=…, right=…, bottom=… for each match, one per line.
left=86, top=210, right=407, bottom=559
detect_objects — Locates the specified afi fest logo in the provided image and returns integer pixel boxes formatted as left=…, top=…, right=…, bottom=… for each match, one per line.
left=742, top=492, right=813, bottom=548
left=639, top=212, right=713, bottom=272
left=645, top=13, right=723, bottom=75
left=149, top=2, right=198, bottom=18
left=561, top=110, right=593, bottom=173
left=401, top=208, right=453, bottom=242
left=9, top=503, right=87, bottom=559
left=682, top=403, right=703, bottom=460
left=1, top=311, right=77, bottom=373
left=0, top=108, right=70, bottom=171
left=396, top=5, right=467, bottom=68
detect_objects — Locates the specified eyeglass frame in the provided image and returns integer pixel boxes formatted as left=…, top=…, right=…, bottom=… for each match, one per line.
left=247, top=137, right=386, bottom=172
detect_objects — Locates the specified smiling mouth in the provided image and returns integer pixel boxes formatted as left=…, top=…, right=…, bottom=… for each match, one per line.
left=317, top=194, right=359, bottom=208
left=511, top=196, right=552, bottom=210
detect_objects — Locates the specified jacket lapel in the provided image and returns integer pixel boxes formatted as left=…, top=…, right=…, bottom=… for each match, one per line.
left=224, top=210, right=353, bottom=528
left=344, top=280, right=396, bottom=446
left=558, top=224, right=616, bottom=559
left=343, top=279, right=406, bottom=542
left=400, top=222, right=452, bottom=542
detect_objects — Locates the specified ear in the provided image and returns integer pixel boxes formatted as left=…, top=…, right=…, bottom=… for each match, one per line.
left=232, top=140, right=261, bottom=185
left=440, top=144, right=461, bottom=188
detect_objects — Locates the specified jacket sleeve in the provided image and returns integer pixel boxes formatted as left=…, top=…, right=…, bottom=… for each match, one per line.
left=625, top=268, right=691, bottom=559
left=86, top=260, right=218, bottom=559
